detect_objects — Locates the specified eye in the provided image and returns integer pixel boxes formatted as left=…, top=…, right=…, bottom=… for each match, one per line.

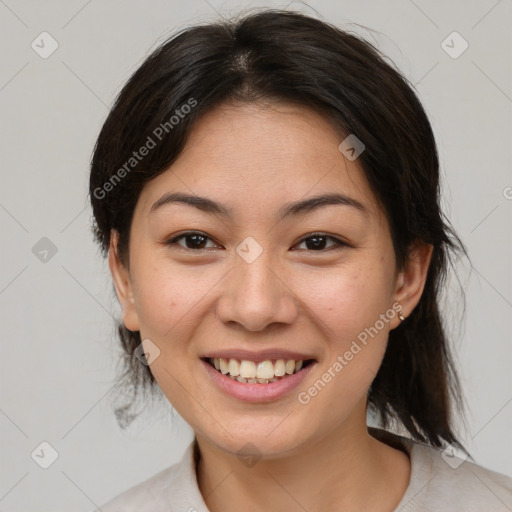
left=294, top=232, right=348, bottom=251
left=165, top=231, right=219, bottom=250
left=165, top=231, right=348, bottom=252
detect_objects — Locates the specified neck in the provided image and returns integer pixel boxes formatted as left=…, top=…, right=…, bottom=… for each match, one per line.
left=195, top=417, right=411, bottom=512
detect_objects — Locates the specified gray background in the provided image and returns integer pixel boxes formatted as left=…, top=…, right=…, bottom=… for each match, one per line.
left=1, top=0, right=511, bottom=510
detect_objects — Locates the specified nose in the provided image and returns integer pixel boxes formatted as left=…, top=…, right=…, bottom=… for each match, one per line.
left=215, top=252, right=299, bottom=332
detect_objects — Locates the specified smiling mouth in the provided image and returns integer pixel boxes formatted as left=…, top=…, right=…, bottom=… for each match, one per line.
left=203, top=357, right=315, bottom=384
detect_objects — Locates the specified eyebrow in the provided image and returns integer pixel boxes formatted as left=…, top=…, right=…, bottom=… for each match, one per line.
left=149, top=192, right=369, bottom=220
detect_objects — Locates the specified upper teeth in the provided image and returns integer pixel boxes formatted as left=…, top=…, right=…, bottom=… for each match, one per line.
left=212, top=358, right=304, bottom=379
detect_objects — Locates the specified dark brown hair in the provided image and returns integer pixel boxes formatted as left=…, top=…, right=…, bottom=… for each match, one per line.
left=89, top=9, right=468, bottom=447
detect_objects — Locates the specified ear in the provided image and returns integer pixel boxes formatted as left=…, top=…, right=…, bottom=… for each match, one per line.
left=108, top=230, right=140, bottom=332
left=390, top=240, right=434, bottom=329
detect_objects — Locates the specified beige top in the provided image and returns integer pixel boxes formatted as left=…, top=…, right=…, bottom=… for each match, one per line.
left=93, top=429, right=512, bottom=511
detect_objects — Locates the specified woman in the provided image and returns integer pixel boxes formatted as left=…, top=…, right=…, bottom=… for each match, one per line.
left=89, top=9, right=512, bottom=511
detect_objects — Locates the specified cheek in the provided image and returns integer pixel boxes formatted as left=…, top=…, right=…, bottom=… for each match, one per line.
left=293, top=267, right=391, bottom=418
left=295, top=258, right=394, bottom=399
left=301, top=258, right=393, bottom=341
left=129, top=252, right=212, bottom=340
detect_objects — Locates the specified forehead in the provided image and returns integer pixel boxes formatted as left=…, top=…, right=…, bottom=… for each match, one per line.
left=137, top=101, right=383, bottom=225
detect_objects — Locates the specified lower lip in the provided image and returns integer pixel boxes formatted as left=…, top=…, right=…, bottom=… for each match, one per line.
left=201, top=359, right=316, bottom=403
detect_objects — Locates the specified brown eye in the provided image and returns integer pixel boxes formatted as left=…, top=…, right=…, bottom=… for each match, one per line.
left=294, top=233, right=348, bottom=251
left=166, top=232, right=219, bottom=250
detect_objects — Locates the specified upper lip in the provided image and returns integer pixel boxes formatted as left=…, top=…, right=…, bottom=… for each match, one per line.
left=200, top=349, right=316, bottom=362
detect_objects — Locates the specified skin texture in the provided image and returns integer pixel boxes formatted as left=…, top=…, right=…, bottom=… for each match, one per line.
left=109, top=101, right=433, bottom=511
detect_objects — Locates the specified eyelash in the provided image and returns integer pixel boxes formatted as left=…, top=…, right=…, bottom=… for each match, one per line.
left=165, top=231, right=348, bottom=252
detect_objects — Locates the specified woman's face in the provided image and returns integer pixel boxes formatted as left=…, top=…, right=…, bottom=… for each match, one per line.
left=110, top=101, right=429, bottom=457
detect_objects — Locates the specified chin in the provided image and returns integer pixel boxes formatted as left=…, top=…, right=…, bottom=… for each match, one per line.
left=197, top=419, right=314, bottom=461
